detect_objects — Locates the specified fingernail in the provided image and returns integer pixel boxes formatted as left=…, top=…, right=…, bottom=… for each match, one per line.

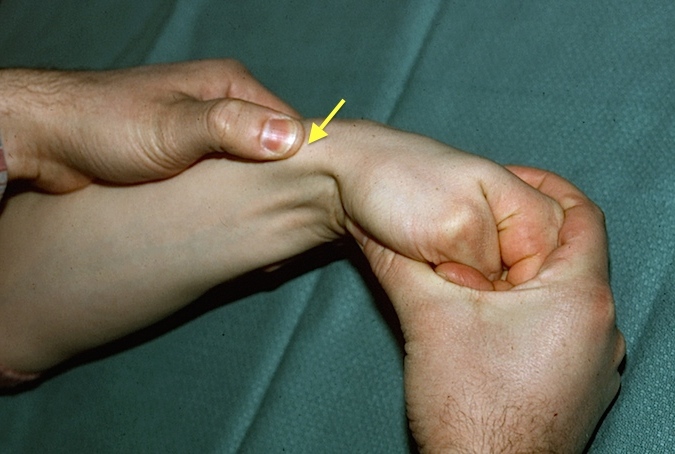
left=261, top=118, right=299, bottom=156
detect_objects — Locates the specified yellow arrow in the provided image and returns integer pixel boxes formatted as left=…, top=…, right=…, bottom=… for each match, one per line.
left=308, top=99, right=346, bottom=144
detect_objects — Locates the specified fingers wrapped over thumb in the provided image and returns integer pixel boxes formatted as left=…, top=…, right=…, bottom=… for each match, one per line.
left=181, top=97, right=304, bottom=162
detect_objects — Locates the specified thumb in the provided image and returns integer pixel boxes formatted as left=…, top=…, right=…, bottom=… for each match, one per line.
left=433, top=262, right=495, bottom=291
left=176, top=97, right=304, bottom=163
left=433, top=262, right=514, bottom=291
left=348, top=219, right=460, bottom=322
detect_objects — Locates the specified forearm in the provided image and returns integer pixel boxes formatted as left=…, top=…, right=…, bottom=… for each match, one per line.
left=0, top=118, right=410, bottom=374
left=0, top=137, right=343, bottom=372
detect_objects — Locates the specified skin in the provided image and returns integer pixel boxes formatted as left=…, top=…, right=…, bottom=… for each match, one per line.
left=0, top=59, right=305, bottom=192
left=0, top=60, right=622, bottom=451
left=0, top=120, right=562, bottom=372
left=357, top=166, right=626, bottom=452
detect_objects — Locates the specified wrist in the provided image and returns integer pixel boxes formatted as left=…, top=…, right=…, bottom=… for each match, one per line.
left=295, top=119, right=350, bottom=236
left=179, top=124, right=346, bottom=282
left=300, top=119, right=384, bottom=234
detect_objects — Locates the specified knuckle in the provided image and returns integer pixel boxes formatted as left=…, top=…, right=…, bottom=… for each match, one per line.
left=446, top=199, right=486, bottom=237
left=436, top=201, right=501, bottom=275
left=207, top=99, right=234, bottom=135
left=444, top=201, right=487, bottom=239
left=206, top=99, right=249, bottom=148
left=578, top=194, right=606, bottom=225
left=586, top=282, right=617, bottom=330
left=548, top=195, right=565, bottom=228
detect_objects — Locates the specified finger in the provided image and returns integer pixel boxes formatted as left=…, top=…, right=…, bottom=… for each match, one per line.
left=226, top=73, right=301, bottom=119
left=434, top=262, right=515, bottom=291
left=200, top=60, right=301, bottom=118
left=354, top=230, right=481, bottom=332
left=349, top=213, right=435, bottom=298
left=481, top=165, right=564, bottom=286
left=506, top=166, right=609, bottom=280
left=434, top=262, right=495, bottom=291
left=165, top=60, right=302, bottom=118
left=174, top=97, right=304, bottom=163
left=362, top=239, right=445, bottom=322
left=346, top=217, right=484, bottom=302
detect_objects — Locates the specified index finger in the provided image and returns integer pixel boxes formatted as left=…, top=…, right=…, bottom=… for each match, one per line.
left=506, top=166, right=609, bottom=281
left=169, top=59, right=302, bottom=118
left=217, top=60, right=301, bottom=118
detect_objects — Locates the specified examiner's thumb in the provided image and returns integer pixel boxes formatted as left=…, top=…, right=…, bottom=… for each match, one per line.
left=185, top=97, right=304, bottom=162
left=348, top=220, right=452, bottom=321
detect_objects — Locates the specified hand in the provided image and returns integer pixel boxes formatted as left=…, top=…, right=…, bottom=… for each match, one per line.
left=0, top=59, right=304, bottom=192
left=358, top=167, right=625, bottom=452
left=321, top=121, right=563, bottom=286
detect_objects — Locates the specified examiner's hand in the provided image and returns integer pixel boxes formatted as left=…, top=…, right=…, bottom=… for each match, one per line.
left=0, top=59, right=303, bottom=192
left=357, top=167, right=625, bottom=452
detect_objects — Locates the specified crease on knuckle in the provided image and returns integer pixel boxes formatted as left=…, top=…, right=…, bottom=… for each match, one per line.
left=206, top=99, right=245, bottom=150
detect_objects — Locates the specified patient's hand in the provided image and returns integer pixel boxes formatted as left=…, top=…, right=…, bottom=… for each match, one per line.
left=357, top=166, right=625, bottom=452
left=319, top=121, right=563, bottom=287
